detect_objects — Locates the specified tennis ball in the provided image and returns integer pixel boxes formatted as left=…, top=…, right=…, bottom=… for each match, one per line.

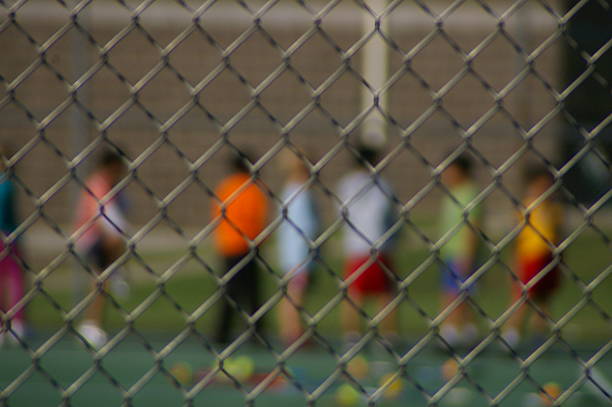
left=523, top=392, right=543, bottom=407
left=336, top=383, right=361, bottom=406
left=169, top=361, right=193, bottom=386
left=445, top=387, right=471, bottom=405
left=213, top=358, right=232, bottom=383
left=442, top=358, right=459, bottom=382
left=378, top=372, right=403, bottom=400
left=224, top=358, right=240, bottom=379
left=218, top=356, right=255, bottom=382
left=233, top=355, right=255, bottom=381
left=539, top=382, right=561, bottom=406
left=347, top=355, right=369, bottom=380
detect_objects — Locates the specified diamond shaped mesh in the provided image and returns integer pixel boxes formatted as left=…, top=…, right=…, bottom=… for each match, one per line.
left=0, top=0, right=610, bottom=406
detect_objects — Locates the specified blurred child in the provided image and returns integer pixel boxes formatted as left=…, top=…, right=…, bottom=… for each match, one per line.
left=438, top=153, right=483, bottom=346
left=276, top=150, right=319, bottom=345
left=0, top=145, right=26, bottom=345
left=503, top=165, right=563, bottom=346
left=212, top=152, right=268, bottom=344
left=74, top=151, right=128, bottom=348
left=337, top=145, right=398, bottom=343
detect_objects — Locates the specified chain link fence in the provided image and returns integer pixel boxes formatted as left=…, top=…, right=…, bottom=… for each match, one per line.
left=1, top=0, right=610, bottom=406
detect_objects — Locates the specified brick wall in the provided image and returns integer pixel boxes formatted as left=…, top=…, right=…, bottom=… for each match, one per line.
left=0, top=3, right=565, bottom=236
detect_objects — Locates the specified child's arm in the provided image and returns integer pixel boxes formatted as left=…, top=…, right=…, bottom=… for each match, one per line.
left=0, top=179, right=12, bottom=233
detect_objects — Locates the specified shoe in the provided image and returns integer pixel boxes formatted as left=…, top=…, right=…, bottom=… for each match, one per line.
left=461, top=324, right=478, bottom=346
left=501, top=328, right=520, bottom=348
left=342, top=331, right=362, bottom=353
left=440, top=324, right=461, bottom=347
left=78, top=321, right=108, bottom=349
left=110, top=273, right=130, bottom=299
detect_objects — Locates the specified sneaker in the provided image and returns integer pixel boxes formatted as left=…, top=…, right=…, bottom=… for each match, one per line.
left=110, top=273, right=130, bottom=299
left=501, top=328, right=520, bottom=348
left=440, top=324, right=461, bottom=347
left=342, top=331, right=361, bottom=353
left=461, top=324, right=478, bottom=346
left=78, top=321, right=108, bottom=349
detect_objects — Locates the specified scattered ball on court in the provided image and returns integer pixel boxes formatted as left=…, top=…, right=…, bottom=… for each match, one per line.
left=347, top=355, right=369, bottom=380
left=214, top=358, right=234, bottom=383
left=216, top=355, right=256, bottom=382
left=169, top=361, right=193, bottom=386
left=442, top=358, right=459, bottom=381
left=523, top=392, right=543, bottom=407
left=378, top=372, right=404, bottom=400
left=233, top=355, right=255, bottom=381
left=336, top=383, right=361, bottom=407
left=539, top=382, right=561, bottom=406
left=444, top=387, right=471, bottom=406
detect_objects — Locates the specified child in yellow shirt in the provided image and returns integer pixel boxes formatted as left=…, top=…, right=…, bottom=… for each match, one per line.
left=504, top=166, right=563, bottom=346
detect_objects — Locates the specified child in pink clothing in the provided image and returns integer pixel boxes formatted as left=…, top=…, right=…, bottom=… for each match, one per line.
left=0, top=145, right=26, bottom=346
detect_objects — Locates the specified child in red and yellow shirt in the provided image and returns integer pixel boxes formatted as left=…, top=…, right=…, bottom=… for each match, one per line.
left=504, top=166, right=563, bottom=346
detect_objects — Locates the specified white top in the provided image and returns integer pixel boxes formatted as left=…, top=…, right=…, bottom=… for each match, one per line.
left=337, top=171, right=396, bottom=256
left=277, top=182, right=318, bottom=274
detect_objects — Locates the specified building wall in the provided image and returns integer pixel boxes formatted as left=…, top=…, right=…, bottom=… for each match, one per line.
left=0, top=2, right=565, bottom=238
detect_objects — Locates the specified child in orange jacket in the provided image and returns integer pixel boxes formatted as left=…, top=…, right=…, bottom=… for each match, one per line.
left=212, top=152, right=268, bottom=344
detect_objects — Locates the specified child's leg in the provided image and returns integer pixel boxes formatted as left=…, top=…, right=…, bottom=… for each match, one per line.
left=5, top=246, right=25, bottom=324
left=242, top=259, right=263, bottom=339
left=342, top=291, right=364, bottom=338
left=342, top=256, right=367, bottom=338
left=375, top=255, right=398, bottom=338
left=1, top=244, right=25, bottom=317
left=529, top=261, right=559, bottom=335
left=502, top=273, right=531, bottom=347
left=342, top=254, right=391, bottom=339
left=530, top=303, right=549, bottom=334
left=84, top=279, right=108, bottom=325
left=528, top=293, right=554, bottom=335
left=83, top=242, right=111, bottom=327
left=216, top=296, right=235, bottom=344
left=377, top=292, right=397, bottom=338
left=0, top=244, right=26, bottom=342
left=506, top=299, right=527, bottom=333
left=442, top=292, right=471, bottom=326
left=0, top=254, right=6, bottom=320
left=440, top=260, right=473, bottom=335
left=513, top=255, right=558, bottom=337
left=216, top=255, right=242, bottom=344
left=279, top=274, right=307, bottom=344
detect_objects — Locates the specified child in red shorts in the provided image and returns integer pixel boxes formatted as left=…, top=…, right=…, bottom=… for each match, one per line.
left=337, top=145, right=398, bottom=343
left=503, top=165, right=563, bottom=346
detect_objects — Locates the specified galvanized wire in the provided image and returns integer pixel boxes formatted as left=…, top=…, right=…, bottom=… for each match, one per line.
left=1, top=0, right=610, bottom=406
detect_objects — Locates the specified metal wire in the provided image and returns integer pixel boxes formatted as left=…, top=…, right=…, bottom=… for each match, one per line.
left=0, top=0, right=610, bottom=406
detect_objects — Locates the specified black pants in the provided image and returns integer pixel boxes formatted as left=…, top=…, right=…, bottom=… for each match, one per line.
left=215, top=254, right=262, bottom=344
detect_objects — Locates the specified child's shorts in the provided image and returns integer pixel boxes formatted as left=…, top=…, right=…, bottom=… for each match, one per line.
left=287, top=269, right=309, bottom=292
left=441, top=259, right=476, bottom=295
left=84, top=239, right=114, bottom=272
left=344, top=254, right=393, bottom=296
left=517, top=254, right=560, bottom=300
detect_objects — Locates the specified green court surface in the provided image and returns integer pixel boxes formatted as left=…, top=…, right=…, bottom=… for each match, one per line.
left=25, top=227, right=612, bottom=343
left=1, top=335, right=610, bottom=407
left=4, top=226, right=610, bottom=406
